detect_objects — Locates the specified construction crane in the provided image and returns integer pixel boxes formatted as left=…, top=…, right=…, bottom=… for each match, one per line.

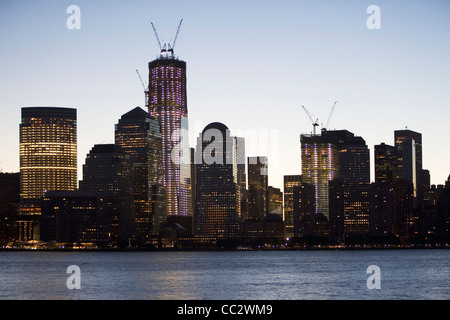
left=150, top=21, right=165, bottom=54
left=325, top=101, right=337, bottom=130
left=168, top=19, right=183, bottom=56
left=136, top=69, right=147, bottom=91
left=301, top=105, right=319, bottom=135
left=136, top=69, right=149, bottom=107
left=150, top=19, right=183, bottom=57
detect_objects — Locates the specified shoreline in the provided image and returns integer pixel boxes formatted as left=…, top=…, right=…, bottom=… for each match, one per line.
left=1, top=244, right=449, bottom=252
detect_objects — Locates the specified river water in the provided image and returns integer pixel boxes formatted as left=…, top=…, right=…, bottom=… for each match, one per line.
left=0, top=249, right=448, bottom=300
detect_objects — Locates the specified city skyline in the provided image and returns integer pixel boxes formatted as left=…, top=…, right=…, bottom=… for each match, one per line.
left=1, top=1, right=450, bottom=191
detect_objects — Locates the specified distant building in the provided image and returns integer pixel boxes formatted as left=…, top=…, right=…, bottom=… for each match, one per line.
left=194, top=122, right=241, bottom=240
left=41, top=191, right=109, bottom=246
left=19, top=106, right=77, bottom=240
left=283, top=175, right=302, bottom=237
left=300, top=131, right=340, bottom=220
left=115, top=107, right=164, bottom=241
left=148, top=57, right=193, bottom=219
left=369, top=182, right=394, bottom=237
left=438, top=176, right=450, bottom=235
left=236, top=137, right=247, bottom=221
left=393, top=179, right=415, bottom=241
left=374, top=143, right=396, bottom=184
left=394, top=129, right=430, bottom=201
left=247, top=156, right=268, bottom=221
left=267, top=186, right=283, bottom=215
left=79, top=144, right=135, bottom=244
left=292, top=183, right=317, bottom=237
left=0, top=173, right=20, bottom=244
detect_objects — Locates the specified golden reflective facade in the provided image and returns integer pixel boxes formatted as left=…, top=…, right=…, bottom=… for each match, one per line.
left=19, top=107, right=77, bottom=210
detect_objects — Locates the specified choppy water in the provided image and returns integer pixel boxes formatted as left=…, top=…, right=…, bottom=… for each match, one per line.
left=0, top=249, right=448, bottom=300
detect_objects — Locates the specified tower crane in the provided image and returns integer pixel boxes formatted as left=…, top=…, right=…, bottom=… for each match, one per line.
left=136, top=69, right=149, bottom=107
left=325, top=101, right=337, bottom=130
left=150, top=21, right=165, bottom=55
left=168, top=19, right=183, bottom=56
left=301, top=105, right=319, bottom=135
left=150, top=19, right=183, bottom=57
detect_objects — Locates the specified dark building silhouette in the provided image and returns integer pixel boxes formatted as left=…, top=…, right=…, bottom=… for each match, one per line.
left=283, top=175, right=302, bottom=238
left=332, top=131, right=370, bottom=238
left=115, top=107, right=164, bottom=242
left=19, top=106, right=77, bottom=240
left=79, top=144, right=135, bottom=244
left=393, top=179, right=415, bottom=241
left=292, top=183, right=318, bottom=238
left=0, top=173, right=20, bottom=245
left=194, top=122, right=241, bottom=240
left=369, top=182, right=394, bottom=237
left=247, top=156, right=268, bottom=221
left=437, top=176, right=450, bottom=236
left=41, top=191, right=109, bottom=245
left=375, top=143, right=396, bottom=184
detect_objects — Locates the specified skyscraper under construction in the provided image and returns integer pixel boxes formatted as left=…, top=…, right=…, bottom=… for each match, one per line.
left=147, top=21, right=193, bottom=222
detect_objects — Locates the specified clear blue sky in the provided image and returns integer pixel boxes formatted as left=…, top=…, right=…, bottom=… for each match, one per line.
left=1, top=0, right=449, bottom=190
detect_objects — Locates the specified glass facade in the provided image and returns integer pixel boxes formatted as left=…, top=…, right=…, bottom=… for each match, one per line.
left=115, top=107, right=164, bottom=239
left=194, top=122, right=241, bottom=239
left=148, top=57, right=192, bottom=217
left=301, top=133, right=339, bottom=219
left=247, top=156, right=268, bottom=221
left=283, top=175, right=302, bottom=237
left=79, top=144, right=135, bottom=243
left=19, top=107, right=77, bottom=213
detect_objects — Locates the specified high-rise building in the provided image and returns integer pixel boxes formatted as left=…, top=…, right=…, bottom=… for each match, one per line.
left=267, top=186, right=283, bottom=215
left=300, top=131, right=340, bottom=220
left=283, top=175, right=302, bottom=237
left=247, top=156, right=268, bottom=221
left=292, top=183, right=320, bottom=237
left=194, top=122, right=241, bottom=239
left=374, top=143, right=396, bottom=184
left=393, top=179, right=415, bottom=241
left=19, top=107, right=77, bottom=240
left=19, top=107, right=77, bottom=208
left=0, top=173, right=19, bottom=245
left=333, top=131, right=370, bottom=237
left=236, top=137, right=247, bottom=220
left=147, top=55, right=192, bottom=220
left=79, top=144, right=135, bottom=244
left=394, top=129, right=426, bottom=197
left=115, top=107, right=164, bottom=240
left=301, top=129, right=370, bottom=241
left=369, top=182, right=394, bottom=237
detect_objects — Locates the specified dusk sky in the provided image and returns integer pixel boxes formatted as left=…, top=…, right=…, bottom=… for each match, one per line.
left=1, top=0, right=449, bottom=190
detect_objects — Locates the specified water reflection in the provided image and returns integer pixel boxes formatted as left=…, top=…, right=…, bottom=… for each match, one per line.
left=0, top=250, right=448, bottom=300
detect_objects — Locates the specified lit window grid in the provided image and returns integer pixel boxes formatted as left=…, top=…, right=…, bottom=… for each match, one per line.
left=20, top=116, right=77, bottom=200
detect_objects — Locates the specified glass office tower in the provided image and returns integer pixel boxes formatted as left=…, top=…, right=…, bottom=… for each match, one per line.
left=148, top=57, right=192, bottom=218
left=194, top=122, right=241, bottom=239
left=19, top=107, right=77, bottom=211
left=115, top=107, right=164, bottom=239
left=300, top=132, right=340, bottom=220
